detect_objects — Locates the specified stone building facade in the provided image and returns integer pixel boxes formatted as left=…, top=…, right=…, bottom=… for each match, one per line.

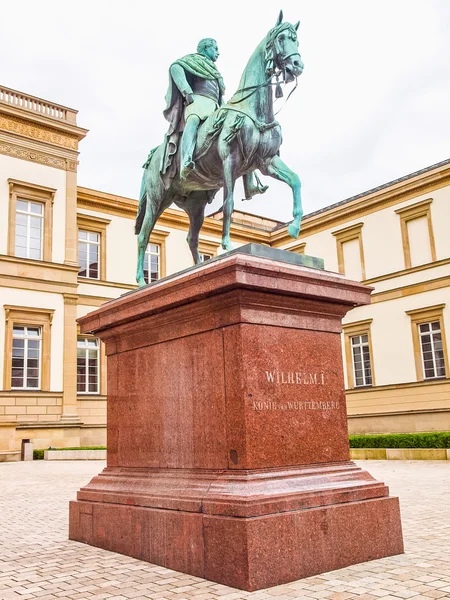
left=1, top=85, right=449, bottom=458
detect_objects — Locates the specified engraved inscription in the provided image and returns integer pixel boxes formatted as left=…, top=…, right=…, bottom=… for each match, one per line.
left=265, top=371, right=325, bottom=385
left=252, top=400, right=340, bottom=411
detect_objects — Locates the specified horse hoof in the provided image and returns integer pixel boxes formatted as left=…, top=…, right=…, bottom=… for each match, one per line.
left=287, top=222, right=301, bottom=239
left=222, top=239, right=233, bottom=251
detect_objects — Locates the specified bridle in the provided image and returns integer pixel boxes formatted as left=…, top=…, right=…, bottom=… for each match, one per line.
left=229, top=23, right=301, bottom=109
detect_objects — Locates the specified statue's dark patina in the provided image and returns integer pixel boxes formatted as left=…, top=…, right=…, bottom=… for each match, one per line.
left=136, top=11, right=304, bottom=285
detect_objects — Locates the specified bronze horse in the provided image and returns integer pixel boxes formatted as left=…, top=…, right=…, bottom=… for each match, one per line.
left=136, top=12, right=304, bottom=285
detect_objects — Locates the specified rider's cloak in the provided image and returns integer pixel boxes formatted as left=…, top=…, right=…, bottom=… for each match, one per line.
left=160, top=53, right=225, bottom=186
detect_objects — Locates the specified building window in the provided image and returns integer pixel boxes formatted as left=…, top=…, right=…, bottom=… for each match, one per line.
left=350, top=334, right=373, bottom=387
left=77, top=214, right=111, bottom=281
left=78, top=230, right=100, bottom=279
left=3, top=306, right=54, bottom=391
left=288, top=241, right=306, bottom=255
left=342, top=319, right=375, bottom=389
left=8, top=179, right=55, bottom=262
left=395, top=199, right=436, bottom=269
left=77, top=337, right=100, bottom=394
left=15, top=200, right=44, bottom=260
left=332, top=222, right=366, bottom=281
left=419, top=322, right=446, bottom=379
left=406, top=304, right=449, bottom=381
left=144, top=243, right=160, bottom=283
left=198, top=239, right=220, bottom=264
left=11, top=326, right=41, bottom=389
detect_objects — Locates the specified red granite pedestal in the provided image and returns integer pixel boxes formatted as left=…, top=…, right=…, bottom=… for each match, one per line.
left=69, top=247, right=403, bottom=591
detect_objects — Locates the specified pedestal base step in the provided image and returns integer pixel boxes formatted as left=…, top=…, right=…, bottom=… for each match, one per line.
left=70, top=495, right=403, bottom=591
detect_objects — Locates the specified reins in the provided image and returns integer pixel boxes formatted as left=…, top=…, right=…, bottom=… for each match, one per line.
left=228, top=74, right=283, bottom=104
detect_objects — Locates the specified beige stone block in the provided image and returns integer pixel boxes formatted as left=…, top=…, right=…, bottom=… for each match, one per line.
left=386, top=448, right=447, bottom=460
left=0, top=406, right=5, bottom=414
left=80, top=428, right=107, bottom=447
left=350, top=448, right=387, bottom=460
left=45, top=449, right=106, bottom=460
left=5, top=406, right=26, bottom=415
left=16, top=397, right=38, bottom=406
left=82, top=416, right=107, bottom=425
left=446, top=449, right=450, bottom=460
left=38, top=414, right=59, bottom=421
left=87, top=408, right=107, bottom=417
left=0, top=397, right=15, bottom=406
left=37, top=397, right=58, bottom=406
left=46, top=406, right=62, bottom=414
left=83, top=400, right=107, bottom=409
left=26, top=405, right=47, bottom=415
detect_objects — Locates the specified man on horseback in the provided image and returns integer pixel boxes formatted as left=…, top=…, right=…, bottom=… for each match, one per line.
left=162, top=38, right=267, bottom=198
left=136, top=12, right=304, bottom=285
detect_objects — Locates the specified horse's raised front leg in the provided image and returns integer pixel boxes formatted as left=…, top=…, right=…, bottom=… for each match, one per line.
left=261, top=155, right=303, bottom=238
left=222, top=155, right=237, bottom=250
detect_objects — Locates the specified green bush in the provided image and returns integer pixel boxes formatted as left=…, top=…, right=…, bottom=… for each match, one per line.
left=33, top=446, right=106, bottom=460
left=349, top=431, right=450, bottom=449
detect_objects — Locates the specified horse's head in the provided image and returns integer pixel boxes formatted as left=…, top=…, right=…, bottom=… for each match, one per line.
left=265, top=11, right=304, bottom=83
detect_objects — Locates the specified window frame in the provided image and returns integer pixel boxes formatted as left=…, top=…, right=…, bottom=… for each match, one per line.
left=287, top=241, right=306, bottom=255
left=395, top=199, right=436, bottom=269
left=149, top=230, right=169, bottom=279
left=144, top=242, right=161, bottom=284
left=77, top=336, right=100, bottom=395
left=3, top=305, right=54, bottom=391
left=77, top=214, right=110, bottom=281
left=8, top=179, right=55, bottom=262
left=406, top=304, right=448, bottom=381
left=198, top=238, right=220, bottom=262
left=78, top=229, right=101, bottom=280
left=11, top=325, right=42, bottom=390
left=342, top=318, right=375, bottom=389
left=332, top=222, right=366, bottom=280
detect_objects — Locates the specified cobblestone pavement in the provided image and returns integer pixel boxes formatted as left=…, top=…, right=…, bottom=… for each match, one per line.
left=1, top=460, right=449, bottom=600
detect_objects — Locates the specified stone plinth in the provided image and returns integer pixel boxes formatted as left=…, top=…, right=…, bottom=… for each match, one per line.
left=69, top=245, right=403, bottom=591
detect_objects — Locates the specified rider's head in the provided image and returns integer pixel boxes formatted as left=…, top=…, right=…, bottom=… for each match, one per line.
left=197, top=38, right=219, bottom=62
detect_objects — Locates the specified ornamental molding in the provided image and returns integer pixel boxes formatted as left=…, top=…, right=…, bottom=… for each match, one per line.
left=0, top=140, right=77, bottom=171
left=0, top=113, right=78, bottom=150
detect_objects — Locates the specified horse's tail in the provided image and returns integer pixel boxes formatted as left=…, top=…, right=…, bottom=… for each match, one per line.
left=135, top=147, right=158, bottom=235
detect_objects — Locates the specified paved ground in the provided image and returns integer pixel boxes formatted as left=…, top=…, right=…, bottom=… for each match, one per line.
left=0, top=460, right=449, bottom=600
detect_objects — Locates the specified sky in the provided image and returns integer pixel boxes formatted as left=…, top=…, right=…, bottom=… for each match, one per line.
left=1, top=0, right=449, bottom=222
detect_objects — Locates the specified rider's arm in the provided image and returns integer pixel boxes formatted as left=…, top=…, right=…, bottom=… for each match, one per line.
left=170, top=64, right=193, bottom=99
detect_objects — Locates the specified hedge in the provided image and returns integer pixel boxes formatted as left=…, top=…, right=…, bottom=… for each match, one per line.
left=349, top=432, right=450, bottom=449
left=33, top=446, right=106, bottom=460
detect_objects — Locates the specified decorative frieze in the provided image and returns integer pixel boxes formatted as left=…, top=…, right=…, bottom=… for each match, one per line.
left=0, top=114, right=78, bottom=150
left=0, top=140, right=77, bottom=171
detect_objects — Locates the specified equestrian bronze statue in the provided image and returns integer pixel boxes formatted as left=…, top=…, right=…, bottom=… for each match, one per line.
left=135, top=11, right=304, bottom=285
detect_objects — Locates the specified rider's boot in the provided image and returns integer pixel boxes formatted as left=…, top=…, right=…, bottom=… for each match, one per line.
left=180, top=116, right=200, bottom=180
left=242, top=172, right=269, bottom=200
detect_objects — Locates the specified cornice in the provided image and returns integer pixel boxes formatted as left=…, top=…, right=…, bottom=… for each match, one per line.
left=0, top=103, right=88, bottom=141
